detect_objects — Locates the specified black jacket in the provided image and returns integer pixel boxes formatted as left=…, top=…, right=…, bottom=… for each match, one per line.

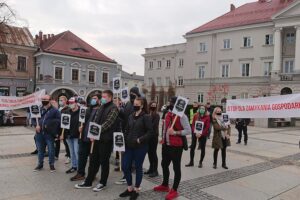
left=150, top=113, right=160, bottom=137
left=125, top=112, right=154, bottom=149
left=66, top=108, right=80, bottom=139
left=94, top=102, right=119, bottom=143
left=235, top=118, right=250, bottom=129
left=119, top=101, right=134, bottom=132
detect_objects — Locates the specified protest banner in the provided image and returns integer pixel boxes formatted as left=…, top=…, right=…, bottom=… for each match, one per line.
left=226, top=93, right=300, bottom=118
left=87, top=122, right=102, bottom=153
left=121, top=87, right=129, bottom=102
left=113, top=77, right=121, bottom=94
left=0, top=89, right=45, bottom=110
left=79, top=106, right=87, bottom=139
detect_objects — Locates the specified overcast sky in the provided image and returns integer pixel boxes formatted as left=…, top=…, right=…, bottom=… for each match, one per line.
left=7, top=0, right=251, bottom=75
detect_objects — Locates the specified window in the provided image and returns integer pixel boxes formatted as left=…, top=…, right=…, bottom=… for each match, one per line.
left=198, top=93, right=204, bottom=103
left=178, top=76, right=183, bottom=86
left=165, top=77, right=170, bottom=86
left=241, top=93, right=248, bottom=99
left=0, top=54, right=8, bottom=69
left=88, top=70, right=95, bottom=83
left=166, top=60, right=171, bottom=68
left=148, top=78, right=153, bottom=86
left=179, top=59, right=184, bottom=67
left=199, top=43, right=207, bottom=52
left=102, top=72, right=108, bottom=84
left=286, top=33, right=295, bottom=44
left=36, top=66, right=43, bottom=81
left=17, top=56, right=27, bottom=71
left=16, top=87, right=26, bottom=97
left=232, top=96, right=237, bottom=99
left=264, top=62, right=272, bottom=76
left=265, top=34, right=273, bottom=45
left=149, top=61, right=153, bottom=70
left=71, top=69, right=79, bottom=81
left=243, top=37, right=252, bottom=47
left=157, top=61, right=161, bottom=69
left=199, top=66, right=205, bottom=79
left=284, top=60, right=294, bottom=73
left=156, top=77, right=161, bottom=86
left=223, top=39, right=231, bottom=49
left=0, top=87, right=9, bottom=96
left=54, top=67, right=63, bottom=80
left=221, top=64, right=229, bottom=78
left=241, top=63, right=250, bottom=77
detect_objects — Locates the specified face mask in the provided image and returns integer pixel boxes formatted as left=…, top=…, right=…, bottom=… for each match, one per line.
left=69, top=104, right=75, bottom=109
left=90, top=99, right=97, bottom=106
left=193, top=107, right=198, bottom=112
left=169, top=105, right=174, bottom=111
left=42, top=101, right=49, bottom=106
left=101, top=98, right=107, bottom=105
left=216, top=113, right=222, bottom=116
left=199, top=109, right=205, bottom=115
left=130, top=94, right=136, bottom=101
left=133, top=106, right=141, bottom=111
left=59, top=100, right=64, bottom=107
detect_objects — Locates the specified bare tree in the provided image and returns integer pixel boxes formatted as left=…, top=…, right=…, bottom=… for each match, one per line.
left=150, top=82, right=156, bottom=101
left=158, top=86, right=165, bottom=109
left=0, top=2, right=16, bottom=55
left=167, top=81, right=175, bottom=100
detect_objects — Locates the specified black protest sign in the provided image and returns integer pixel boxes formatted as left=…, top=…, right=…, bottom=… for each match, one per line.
left=194, top=121, right=204, bottom=135
left=87, top=122, right=102, bottom=140
left=172, top=96, right=189, bottom=117
left=79, top=106, right=87, bottom=123
left=30, top=105, right=41, bottom=118
left=113, top=132, right=125, bottom=152
left=61, top=114, right=71, bottom=129
left=121, top=87, right=129, bottom=102
left=113, top=77, right=121, bottom=93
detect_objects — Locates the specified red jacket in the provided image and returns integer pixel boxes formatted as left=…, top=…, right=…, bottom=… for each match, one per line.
left=163, top=112, right=184, bottom=147
left=191, top=113, right=210, bottom=137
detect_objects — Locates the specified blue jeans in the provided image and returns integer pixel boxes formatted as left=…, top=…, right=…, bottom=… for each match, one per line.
left=66, top=138, right=79, bottom=168
left=122, top=145, right=148, bottom=188
left=36, top=133, right=55, bottom=166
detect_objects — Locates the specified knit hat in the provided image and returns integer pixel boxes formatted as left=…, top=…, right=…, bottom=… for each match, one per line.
left=130, top=87, right=141, bottom=97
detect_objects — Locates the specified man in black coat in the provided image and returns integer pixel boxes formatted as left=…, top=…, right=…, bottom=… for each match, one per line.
left=235, top=118, right=251, bottom=145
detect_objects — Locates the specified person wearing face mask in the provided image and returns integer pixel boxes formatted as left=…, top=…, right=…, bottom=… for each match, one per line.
left=54, top=95, right=71, bottom=163
left=212, top=107, right=231, bottom=170
left=34, top=95, right=61, bottom=172
left=144, top=101, right=160, bottom=177
left=186, top=104, right=210, bottom=168
left=119, top=97, right=153, bottom=200
left=116, top=86, right=141, bottom=185
left=64, top=97, right=80, bottom=174
left=154, top=96, right=191, bottom=200
left=70, top=94, right=101, bottom=181
left=75, top=90, right=119, bottom=192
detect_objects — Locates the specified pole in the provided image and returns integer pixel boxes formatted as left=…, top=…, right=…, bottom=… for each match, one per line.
left=79, top=122, right=83, bottom=139
left=60, top=128, right=65, bottom=141
left=90, top=140, right=94, bottom=154
left=119, top=152, right=122, bottom=172
left=170, top=115, right=178, bottom=129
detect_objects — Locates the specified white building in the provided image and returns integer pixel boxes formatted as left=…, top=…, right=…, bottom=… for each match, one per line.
left=143, top=0, right=300, bottom=105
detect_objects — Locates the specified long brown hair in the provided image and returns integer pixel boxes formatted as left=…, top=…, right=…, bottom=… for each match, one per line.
left=148, top=101, right=157, bottom=117
left=135, top=97, right=149, bottom=114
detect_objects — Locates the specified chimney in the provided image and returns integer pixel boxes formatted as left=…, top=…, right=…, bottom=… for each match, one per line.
left=133, top=72, right=136, bottom=75
left=230, top=4, right=236, bottom=11
left=48, top=34, right=51, bottom=39
left=37, top=31, right=43, bottom=46
left=259, top=0, right=266, bottom=2
left=43, top=34, right=47, bottom=40
left=51, top=34, right=54, bottom=37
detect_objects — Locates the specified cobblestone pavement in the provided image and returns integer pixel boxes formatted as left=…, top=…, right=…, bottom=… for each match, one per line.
left=0, top=126, right=300, bottom=200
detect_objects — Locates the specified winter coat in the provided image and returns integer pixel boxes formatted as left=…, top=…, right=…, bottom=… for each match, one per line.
left=212, top=119, right=231, bottom=149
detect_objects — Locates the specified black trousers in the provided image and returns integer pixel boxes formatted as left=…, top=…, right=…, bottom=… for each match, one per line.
left=78, top=140, right=91, bottom=176
left=147, top=136, right=158, bottom=173
left=189, top=134, right=207, bottom=164
left=85, top=141, right=112, bottom=186
left=162, top=145, right=183, bottom=191
left=237, top=126, right=248, bottom=143
left=213, top=139, right=227, bottom=166
left=54, top=138, right=70, bottom=158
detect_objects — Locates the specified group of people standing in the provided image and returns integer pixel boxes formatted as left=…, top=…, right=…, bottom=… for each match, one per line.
left=32, top=86, right=249, bottom=200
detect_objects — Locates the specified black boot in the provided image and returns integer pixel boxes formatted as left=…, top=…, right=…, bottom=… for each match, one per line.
left=185, top=162, right=194, bottom=167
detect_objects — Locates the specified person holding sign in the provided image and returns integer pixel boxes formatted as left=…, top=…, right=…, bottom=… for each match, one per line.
left=56, top=96, right=71, bottom=163
left=186, top=104, right=210, bottom=168
left=33, top=95, right=61, bottom=172
left=154, top=97, right=191, bottom=200
left=64, top=97, right=80, bottom=174
left=119, top=97, right=154, bottom=200
left=144, top=101, right=160, bottom=178
left=212, top=107, right=231, bottom=170
left=71, top=94, right=101, bottom=182
left=75, top=90, right=119, bottom=192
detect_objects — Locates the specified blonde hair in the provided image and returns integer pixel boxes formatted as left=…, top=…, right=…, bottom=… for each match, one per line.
left=59, top=95, right=68, bottom=102
left=212, top=106, right=222, bottom=120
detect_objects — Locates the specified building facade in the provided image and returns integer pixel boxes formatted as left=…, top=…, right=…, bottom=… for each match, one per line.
left=34, top=31, right=119, bottom=100
left=121, top=70, right=144, bottom=90
left=143, top=0, right=300, bottom=106
left=0, top=25, right=36, bottom=96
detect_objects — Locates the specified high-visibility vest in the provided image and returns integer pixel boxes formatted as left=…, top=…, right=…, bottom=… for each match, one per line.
left=189, top=108, right=194, bottom=124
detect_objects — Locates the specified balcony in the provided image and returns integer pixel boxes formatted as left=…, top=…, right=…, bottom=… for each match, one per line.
left=280, top=74, right=293, bottom=81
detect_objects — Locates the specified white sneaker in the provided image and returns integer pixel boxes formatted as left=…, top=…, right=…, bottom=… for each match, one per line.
left=75, top=182, right=92, bottom=189
left=115, top=178, right=127, bottom=185
left=65, top=157, right=70, bottom=164
left=93, top=183, right=106, bottom=192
